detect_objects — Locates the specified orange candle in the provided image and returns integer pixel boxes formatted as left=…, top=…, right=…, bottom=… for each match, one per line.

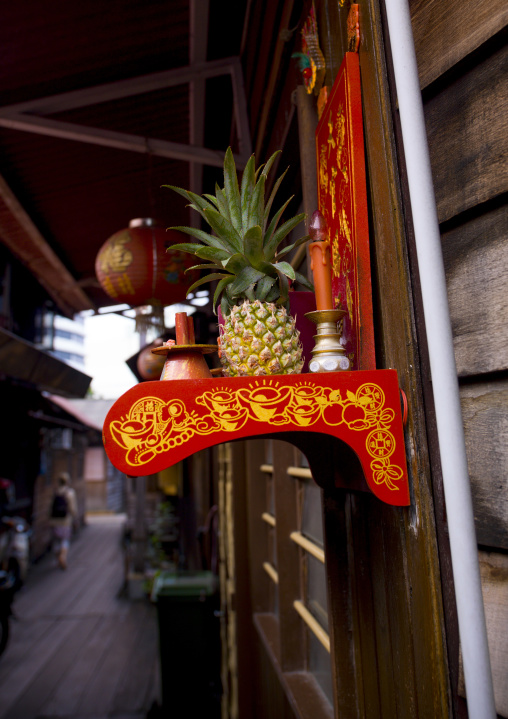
left=308, top=210, right=334, bottom=310
left=309, top=240, right=334, bottom=310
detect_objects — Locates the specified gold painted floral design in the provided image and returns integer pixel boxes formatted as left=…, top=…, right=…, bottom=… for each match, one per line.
left=109, top=380, right=403, bottom=491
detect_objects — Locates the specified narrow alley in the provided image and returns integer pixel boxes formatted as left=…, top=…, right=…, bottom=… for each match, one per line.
left=0, top=515, right=160, bottom=719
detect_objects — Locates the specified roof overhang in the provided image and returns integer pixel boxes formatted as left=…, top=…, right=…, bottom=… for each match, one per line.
left=0, top=327, right=92, bottom=397
left=0, top=173, right=95, bottom=317
left=44, top=393, right=103, bottom=431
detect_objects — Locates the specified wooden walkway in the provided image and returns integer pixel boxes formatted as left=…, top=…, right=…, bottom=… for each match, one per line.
left=0, top=514, right=160, bottom=719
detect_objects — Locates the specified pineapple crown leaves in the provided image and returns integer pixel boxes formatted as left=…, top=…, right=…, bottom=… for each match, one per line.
left=162, top=147, right=313, bottom=314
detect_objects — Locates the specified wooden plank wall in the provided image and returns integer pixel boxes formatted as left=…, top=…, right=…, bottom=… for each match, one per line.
left=316, top=0, right=452, bottom=715
left=241, top=0, right=454, bottom=716
left=410, top=0, right=508, bottom=714
left=239, top=0, right=506, bottom=716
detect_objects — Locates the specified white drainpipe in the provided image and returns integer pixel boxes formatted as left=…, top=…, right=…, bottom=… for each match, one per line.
left=383, top=1, right=496, bottom=717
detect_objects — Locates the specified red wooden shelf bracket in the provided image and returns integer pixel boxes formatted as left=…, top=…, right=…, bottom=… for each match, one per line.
left=103, top=369, right=410, bottom=506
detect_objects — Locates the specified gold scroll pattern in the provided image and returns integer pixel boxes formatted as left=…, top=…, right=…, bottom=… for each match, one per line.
left=109, top=381, right=404, bottom=491
left=319, top=103, right=354, bottom=329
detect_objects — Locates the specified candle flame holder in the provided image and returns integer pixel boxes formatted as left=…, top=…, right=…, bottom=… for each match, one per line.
left=152, top=312, right=217, bottom=380
left=305, top=309, right=350, bottom=373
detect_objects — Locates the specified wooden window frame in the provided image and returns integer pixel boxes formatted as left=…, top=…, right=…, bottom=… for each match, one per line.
left=246, top=439, right=334, bottom=719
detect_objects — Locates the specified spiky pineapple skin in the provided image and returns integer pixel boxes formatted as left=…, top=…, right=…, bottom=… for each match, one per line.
left=220, top=300, right=304, bottom=377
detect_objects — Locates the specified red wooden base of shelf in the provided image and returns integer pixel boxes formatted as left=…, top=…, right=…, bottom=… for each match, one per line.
left=103, top=370, right=410, bottom=506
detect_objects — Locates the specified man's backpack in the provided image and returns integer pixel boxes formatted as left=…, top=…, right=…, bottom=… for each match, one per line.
left=51, top=492, right=69, bottom=519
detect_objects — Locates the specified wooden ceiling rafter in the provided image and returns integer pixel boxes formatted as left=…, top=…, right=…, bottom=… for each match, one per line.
left=189, top=0, right=209, bottom=219
left=0, top=56, right=251, bottom=169
left=0, top=173, right=94, bottom=317
left=0, top=49, right=252, bottom=317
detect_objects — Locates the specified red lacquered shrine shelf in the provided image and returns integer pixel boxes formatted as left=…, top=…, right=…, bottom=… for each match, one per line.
left=103, top=370, right=410, bottom=506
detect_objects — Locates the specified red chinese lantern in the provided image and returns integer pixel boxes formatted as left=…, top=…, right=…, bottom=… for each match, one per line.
left=95, top=218, right=198, bottom=332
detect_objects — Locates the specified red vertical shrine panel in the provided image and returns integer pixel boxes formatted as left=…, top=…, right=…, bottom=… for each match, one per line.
left=316, top=52, right=375, bottom=370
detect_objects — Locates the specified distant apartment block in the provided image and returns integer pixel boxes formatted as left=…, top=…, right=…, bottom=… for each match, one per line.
left=37, top=311, right=86, bottom=370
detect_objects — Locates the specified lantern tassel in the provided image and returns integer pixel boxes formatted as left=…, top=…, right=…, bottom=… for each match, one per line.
left=134, top=302, right=166, bottom=336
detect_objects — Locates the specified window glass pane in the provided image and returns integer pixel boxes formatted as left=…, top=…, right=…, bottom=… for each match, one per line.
left=265, top=440, right=273, bottom=465
left=307, top=554, right=328, bottom=632
left=306, top=552, right=332, bottom=704
left=308, top=631, right=333, bottom=705
left=301, top=481, right=323, bottom=546
left=267, top=526, right=277, bottom=569
left=263, top=454, right=277, bottom=613
left=265, top=523, right=278, bottom=614
left=300, top=452, right=310, bottom=468
left=267, top=474, right=275, bottom=515
left=271, top=579, right=279, bottom=615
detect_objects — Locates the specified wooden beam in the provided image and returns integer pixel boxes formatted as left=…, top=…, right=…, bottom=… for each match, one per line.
left=0, top=174, right=94, bottom=316
left=0, top=55, right=252, bottom=172
left=254, top=0, right=295, bottom=158
left=0, top=58, right=239, bottom=116
left=0, top=113, right=248, bottom=169
left=189, top=0, right=210, bottom=223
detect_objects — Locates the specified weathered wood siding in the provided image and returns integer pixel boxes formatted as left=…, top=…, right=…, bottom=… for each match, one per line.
left=423, top=42, right=507, bottom=225
left=460, top=381, right=508, bottom=549
left=410, top=0, right=508, bottom=90
left=411, top=0, right=508, bottom=713
left=237, top=0, right=451, bottom=716
left=441, top=203, right=508, bottom=379
left=230, top=0, right=507, bottom=717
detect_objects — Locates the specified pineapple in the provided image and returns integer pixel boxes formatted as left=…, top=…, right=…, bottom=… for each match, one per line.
left=163, top=147, right=313, bottom=376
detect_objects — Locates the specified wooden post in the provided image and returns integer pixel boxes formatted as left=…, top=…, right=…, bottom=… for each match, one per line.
left=295, top=85, right=319, bottom=279
left=132, top=475, right=146, bottom=573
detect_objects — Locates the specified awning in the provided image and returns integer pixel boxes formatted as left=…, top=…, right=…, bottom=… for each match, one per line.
left=0, top=327, right=91, bottom=397
left=45, top=394, right=103, bottom=431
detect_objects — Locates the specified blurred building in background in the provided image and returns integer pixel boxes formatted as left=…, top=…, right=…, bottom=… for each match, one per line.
left=37, top=311, right=86, bottom=371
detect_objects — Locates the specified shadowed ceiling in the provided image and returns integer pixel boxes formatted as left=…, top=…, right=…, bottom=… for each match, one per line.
left=0, top=0, right=250, bottom=313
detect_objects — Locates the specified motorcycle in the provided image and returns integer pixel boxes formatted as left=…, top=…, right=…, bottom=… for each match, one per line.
left=0, top=516, right=30, bottom=656
left=0, top=515, right=31, bottom=590
left=0, top=568, right=15, bottom=656
left=0, top=480, right=31, bottom=655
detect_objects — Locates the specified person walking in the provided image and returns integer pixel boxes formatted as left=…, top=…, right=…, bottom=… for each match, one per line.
left=49, top=472, right=77, bottom=570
